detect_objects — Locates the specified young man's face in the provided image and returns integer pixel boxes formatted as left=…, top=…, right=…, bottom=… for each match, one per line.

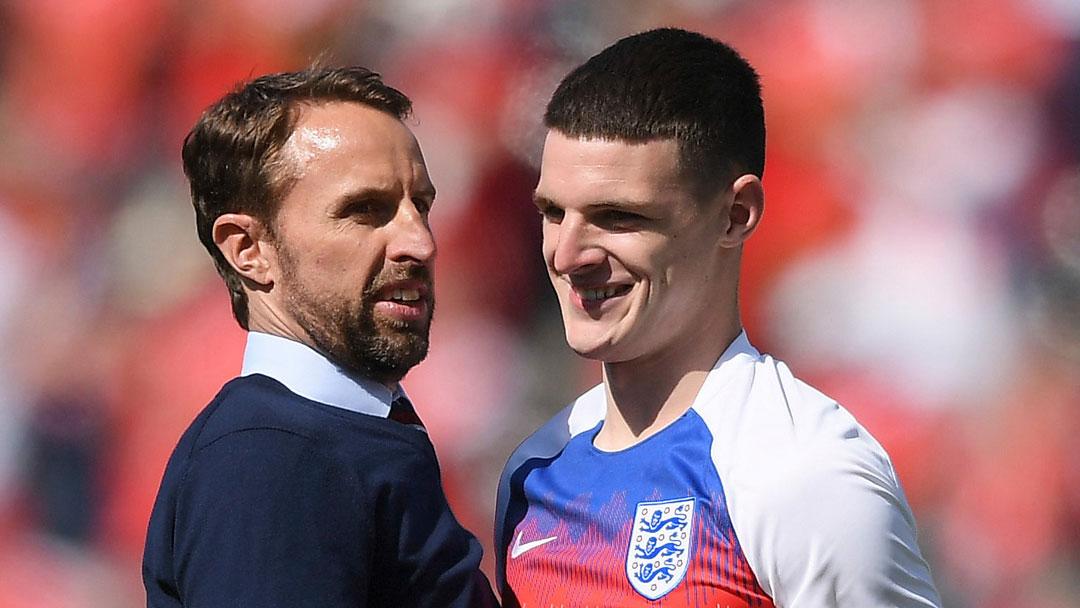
left=270, top=102, right=437, bottom=383
left=534, top=131, right=735, bottom=364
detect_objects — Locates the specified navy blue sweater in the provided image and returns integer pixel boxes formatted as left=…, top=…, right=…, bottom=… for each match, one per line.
left=143, top=374, right=495, bottom=607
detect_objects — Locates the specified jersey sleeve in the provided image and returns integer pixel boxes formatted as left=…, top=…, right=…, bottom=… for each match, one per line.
left=172, top=428, right=372, bottom=607
left=494, top=402, right=578, bottom=595
left=737, top=444, right=942, bottom=608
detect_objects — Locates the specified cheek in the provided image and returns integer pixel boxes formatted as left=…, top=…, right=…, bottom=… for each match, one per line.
left=656, top=231, right=705, bottom=281
left=612, top=234, right=672, bottom=281
left=310, top=251, right=353, bottom=279
left=336, top=234, right=383, bottom=270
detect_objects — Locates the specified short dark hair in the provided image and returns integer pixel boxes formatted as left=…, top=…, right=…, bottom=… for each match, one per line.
left=544, top=28, right=765, bottom=191
left=182, top=66, right=412, bottom=329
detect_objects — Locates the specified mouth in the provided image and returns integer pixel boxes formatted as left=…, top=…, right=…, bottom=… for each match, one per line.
left=568, top=283, right=632, bottom=311
left=373, top=280, right=432, bottom=322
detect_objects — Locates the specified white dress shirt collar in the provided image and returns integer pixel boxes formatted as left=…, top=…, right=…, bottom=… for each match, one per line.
left=240, top=331, right=402, bottom=418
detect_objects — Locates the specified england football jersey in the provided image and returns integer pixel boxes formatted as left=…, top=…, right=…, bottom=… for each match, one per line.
left=495, top=333, right=941, bottom=607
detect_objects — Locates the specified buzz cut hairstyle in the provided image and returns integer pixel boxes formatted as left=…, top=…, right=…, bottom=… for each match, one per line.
left=182, top=66, right=412, bottom=330
left=544, top=28, right=765, bottom=193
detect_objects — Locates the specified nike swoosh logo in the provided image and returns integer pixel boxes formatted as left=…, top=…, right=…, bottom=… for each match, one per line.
left=510, top=531, right=558, bottom=559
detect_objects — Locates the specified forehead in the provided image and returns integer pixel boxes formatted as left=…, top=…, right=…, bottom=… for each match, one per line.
left=536, top=131, right=688, bottom=204
left=281, top=101, right=430, bottom=190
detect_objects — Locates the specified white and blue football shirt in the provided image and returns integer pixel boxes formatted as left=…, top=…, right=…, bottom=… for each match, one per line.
left=495, top=332, right=941, bottom=607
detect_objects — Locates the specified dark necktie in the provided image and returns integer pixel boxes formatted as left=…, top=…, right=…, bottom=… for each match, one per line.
left=389, top=396, right=425, bottom=430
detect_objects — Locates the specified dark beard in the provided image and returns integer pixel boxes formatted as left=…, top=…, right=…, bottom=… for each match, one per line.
left=282, top=260, right=434, bottom=384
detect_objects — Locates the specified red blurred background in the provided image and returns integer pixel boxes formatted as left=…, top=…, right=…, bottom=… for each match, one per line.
left=0, top=1, right=1078, bottom=606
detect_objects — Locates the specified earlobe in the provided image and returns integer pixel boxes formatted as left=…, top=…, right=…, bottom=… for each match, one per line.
left=720, top=174, right=764, bottom=247
left=212, top=213, right=275, bottom=286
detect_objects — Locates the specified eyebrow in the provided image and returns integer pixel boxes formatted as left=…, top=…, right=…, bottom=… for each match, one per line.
left=533, top=192, right=658, bottom=211
left=333, top=187, right=391, bottom=209
left=413, top=185, right=437, bottom=200
left=532, top=193, right=556, bottom=208
left=336, top=184, right=437, bottom=205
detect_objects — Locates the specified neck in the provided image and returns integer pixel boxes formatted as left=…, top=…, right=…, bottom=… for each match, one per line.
left=594, top=316, right=743, bottom=451
left=246, top=292, right=306, bottom=344
left=245, top=296, right=401, bottom=392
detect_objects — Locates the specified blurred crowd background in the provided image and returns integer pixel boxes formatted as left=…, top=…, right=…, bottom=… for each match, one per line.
left=0, top=0, right=1078, bottom=606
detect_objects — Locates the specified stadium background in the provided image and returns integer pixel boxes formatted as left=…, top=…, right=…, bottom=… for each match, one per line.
left=0, top=0, right=1078, bottom=606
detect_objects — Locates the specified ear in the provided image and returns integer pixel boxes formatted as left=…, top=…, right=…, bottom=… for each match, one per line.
left=719, top=174, right=764, bottom=248
left=212, top=213, right=275, bottom=287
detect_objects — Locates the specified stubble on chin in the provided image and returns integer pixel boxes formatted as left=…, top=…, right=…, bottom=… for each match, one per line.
left=280, top=259, right=434, bottom=384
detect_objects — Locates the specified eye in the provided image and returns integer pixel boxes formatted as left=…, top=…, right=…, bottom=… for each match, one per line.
left=596, top=209, right=645, bottom=230
left=603, top=210, right=642, bottom=221
left=537, top=204, right=564, bottom=224
left=340, top=197, right=394, bottom=226
left=412, top=196, right=434, bottom=215
left=345, top=200, right=376, bottom=215
left=343, top=199, right=381, bottom=219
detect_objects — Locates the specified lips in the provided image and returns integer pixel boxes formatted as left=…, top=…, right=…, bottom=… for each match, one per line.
left=568, top=283, right=631, bottom=311
left=383, top=286, right=423, bottom=303
left=373, top=279, right=432, bottom=322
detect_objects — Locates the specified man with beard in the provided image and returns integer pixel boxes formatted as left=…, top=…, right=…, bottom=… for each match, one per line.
left=143, top=66, right=496, bottom=607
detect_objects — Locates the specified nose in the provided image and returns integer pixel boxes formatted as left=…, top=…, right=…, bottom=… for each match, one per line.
left=386, top=199, right=436, bottom=265
left=549, top=215, right=604, bottom=276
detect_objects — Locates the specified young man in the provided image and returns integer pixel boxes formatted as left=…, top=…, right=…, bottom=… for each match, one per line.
left=143, top=67, right=496, bottom=607
left=496, top=28, right=942, bottom=607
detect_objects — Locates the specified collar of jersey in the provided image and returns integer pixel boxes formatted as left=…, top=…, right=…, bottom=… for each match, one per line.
left=566, top=330, right=760, bottom=436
